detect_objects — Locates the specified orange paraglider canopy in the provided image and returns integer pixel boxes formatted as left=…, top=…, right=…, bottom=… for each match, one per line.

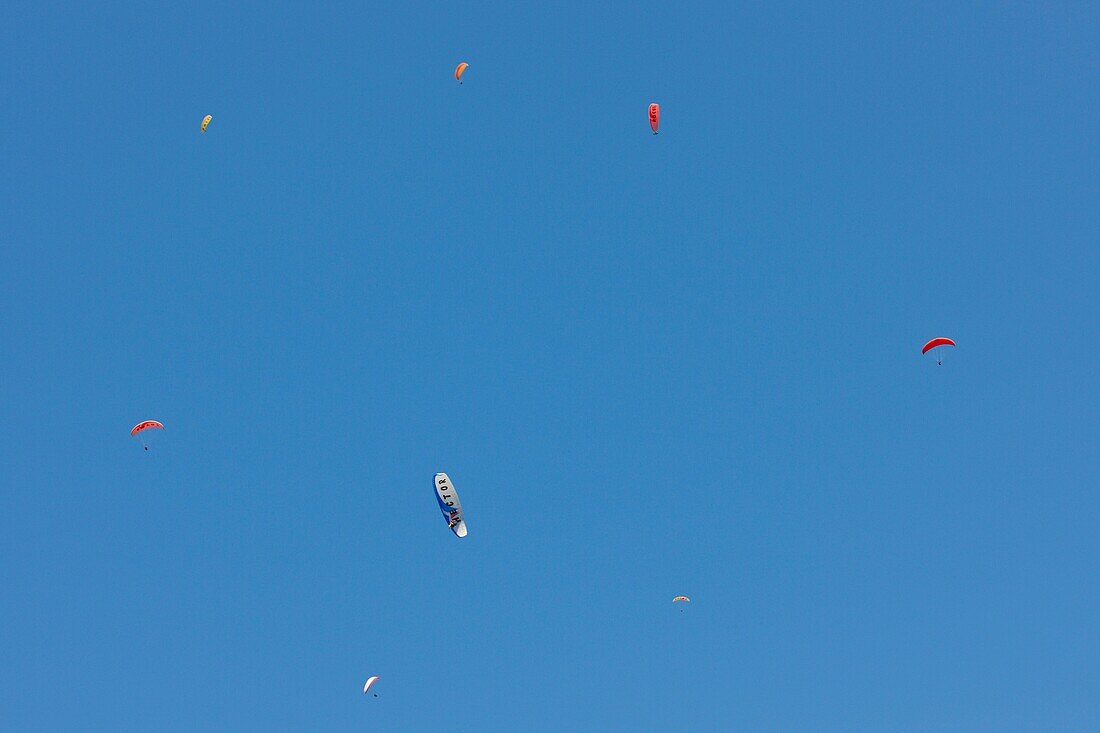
left=130, top=420, right=164, bottom=437
left=648, top=103, right=660, bottom=134
left=455, top=62, right=469, bottom=83
left=921, top=337, right=955, bottom=354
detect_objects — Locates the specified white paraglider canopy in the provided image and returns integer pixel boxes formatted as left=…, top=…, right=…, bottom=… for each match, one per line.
left=434, top=473, right=468, bottom=538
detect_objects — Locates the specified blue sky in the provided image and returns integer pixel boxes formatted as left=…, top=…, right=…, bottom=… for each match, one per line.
left=1, top=1, right=1098, bottom=730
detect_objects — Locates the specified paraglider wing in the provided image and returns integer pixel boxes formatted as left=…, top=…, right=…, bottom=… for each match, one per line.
left=130, top=420, right=164, bottom=437
left=455, top=62, right=469, bottom=83
left=921, top=337, right=955, bottom=354
left=200, top=114, right=212, bottom=133
left=434, top=473, right=467, bottom=538
left=363, top=676, right=380, bottom=694
left=673, top=596, right=690, bottom=603
left=648, top=103, right=660, bottom=134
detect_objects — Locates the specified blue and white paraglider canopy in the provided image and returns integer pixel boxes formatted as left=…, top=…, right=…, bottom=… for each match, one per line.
left=434, top=472, right=468, bottom=538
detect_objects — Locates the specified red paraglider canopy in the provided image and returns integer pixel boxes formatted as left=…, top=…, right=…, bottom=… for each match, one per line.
left=648, top=103, right=660, bottom=134
left=130, top=420, right=164, bottom=437
left=921, top=337, right=955, bottom=354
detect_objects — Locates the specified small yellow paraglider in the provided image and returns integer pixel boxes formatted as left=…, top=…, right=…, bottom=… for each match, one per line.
left=200, top=115, right=213, bottom=133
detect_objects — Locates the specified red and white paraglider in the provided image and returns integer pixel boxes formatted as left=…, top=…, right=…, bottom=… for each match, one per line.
left=648, top=103, right=660, bottom=135
left=131, top=420, right=164, bottom=450
left=921, top=337, right=955, bottom=366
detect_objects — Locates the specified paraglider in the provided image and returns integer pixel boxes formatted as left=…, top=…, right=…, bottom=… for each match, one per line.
left=454, top=62, right=469, bottom=84
left=433, top=473, right=467, bottom=538
left=921, top=337, right=955, bottom=365
left=648, top=103, right=660, bottom=134
left=200, top=115, right=212, bottom=133
left=363, top=676, right=380, bottom=697
left=673, top=596, right=690, bottom=603
left=130, top=420, right=164, bottom=450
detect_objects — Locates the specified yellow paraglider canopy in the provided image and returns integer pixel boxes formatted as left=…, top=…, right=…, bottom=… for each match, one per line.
left=201, top=114, right=212, bottom=133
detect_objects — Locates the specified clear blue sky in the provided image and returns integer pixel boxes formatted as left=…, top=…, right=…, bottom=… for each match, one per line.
left=1, top=2, right=1098, bottom=731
